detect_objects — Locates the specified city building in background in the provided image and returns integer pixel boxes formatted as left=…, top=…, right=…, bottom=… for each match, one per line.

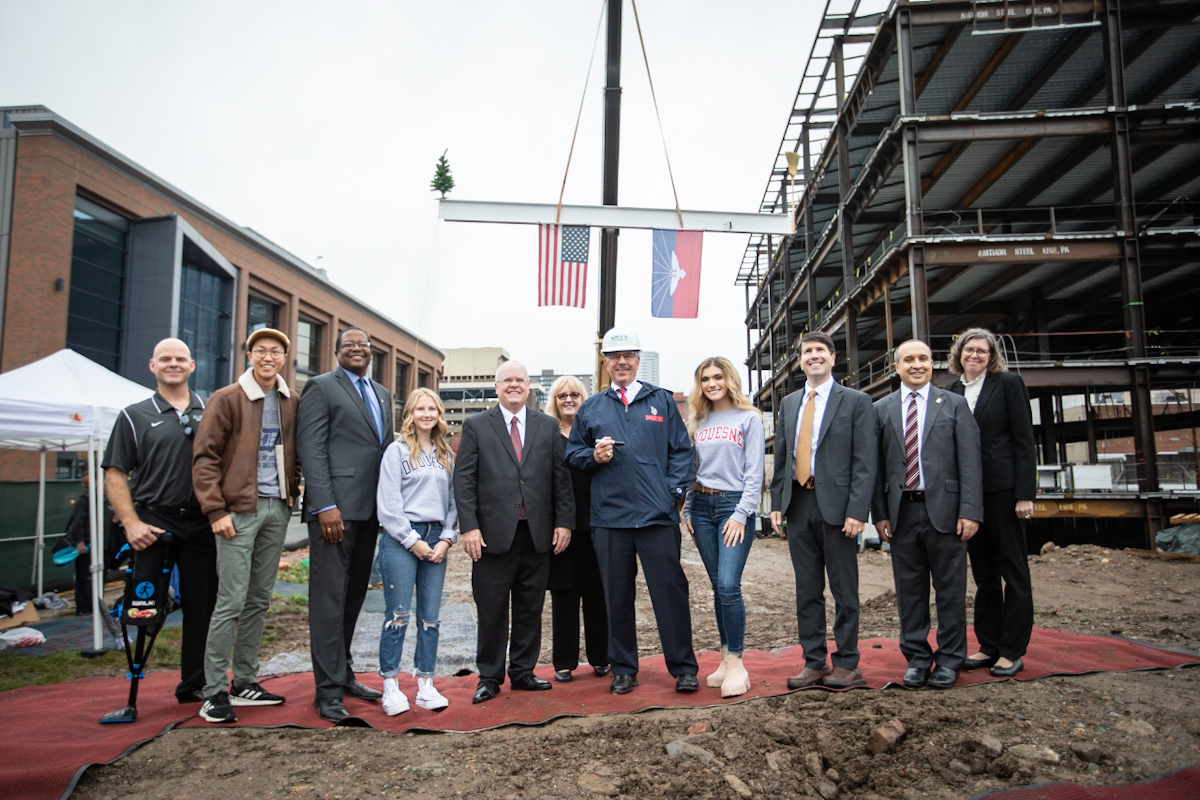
left=534, top=369, right=594, bottom=404
left=639, top=350, right=660, bottom=387
left=440, top=347, right=508, bottom=433
left=0, top=105, right=442, bottom=479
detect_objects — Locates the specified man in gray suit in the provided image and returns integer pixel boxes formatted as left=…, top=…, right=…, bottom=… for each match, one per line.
left=770, top=332, right=876, bottom=690
left=454, top=360, right=574, bottom=704
left=873, top=339, right=982, bottom=690
left=296, top=327, right=393, bottom=721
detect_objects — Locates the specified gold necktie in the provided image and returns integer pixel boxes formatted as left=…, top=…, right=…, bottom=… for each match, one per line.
left=794, top=391, right=816, bottom=486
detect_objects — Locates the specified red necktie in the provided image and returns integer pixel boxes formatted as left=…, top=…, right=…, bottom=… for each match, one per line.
left=510, top=416, right=526, bottom=519
left=510, top=416, right=523, bottom=464
left=904, top=392, right=921, bottom=490
left=618, top=386, right=629, bottom=407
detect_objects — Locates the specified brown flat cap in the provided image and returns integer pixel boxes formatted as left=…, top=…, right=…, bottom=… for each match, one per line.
left=246, top=327, right=290, bottom=352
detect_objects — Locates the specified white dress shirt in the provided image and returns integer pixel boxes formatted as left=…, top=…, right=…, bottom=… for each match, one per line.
left=614, top=380, right=643, bottom=404
left=794, top=377, right=834, bottom=478
left=903, top=383, right=931, bottom=491
left=962, top=373, right=985, bottom=413
left=499, top=404, right=527, bottom=448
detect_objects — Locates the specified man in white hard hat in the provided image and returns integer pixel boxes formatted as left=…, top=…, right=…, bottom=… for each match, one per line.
left=566, top=328, right=698, bottom=695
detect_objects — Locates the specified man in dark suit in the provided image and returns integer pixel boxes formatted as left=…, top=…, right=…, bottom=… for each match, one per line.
left=454, top=360, right=574, bottom=704
left=946, top=328, right=1037, bottom=678
left=769, top=332, right=877, bottom=689
left=296, top=327, right=393, bottom=722
left=873, top=339, right=982, bottom=690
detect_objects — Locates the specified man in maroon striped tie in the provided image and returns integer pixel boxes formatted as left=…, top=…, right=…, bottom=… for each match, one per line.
left=871, top=340, right=982, bottom=690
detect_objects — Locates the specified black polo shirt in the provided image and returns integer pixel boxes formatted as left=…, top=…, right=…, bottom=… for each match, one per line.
left=101, top=391, right=207, bottom=510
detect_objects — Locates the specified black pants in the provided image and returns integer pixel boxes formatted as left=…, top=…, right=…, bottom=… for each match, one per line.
left=786, top=484, right=860, bottom=670
left=472, top=522, right=550, bottom=684
left=889, top=498, right=968, bottom=672
left=133, top=509, right=218, bottom=700
left=969, top=489, right=1035, bottom=661
left=593, top=524, right=698, bottom=678
left=308, top=518, right=379, bottom=699
left=550, top=536, right=608, bottom=672
left=74, top=548, right=93, bottom=616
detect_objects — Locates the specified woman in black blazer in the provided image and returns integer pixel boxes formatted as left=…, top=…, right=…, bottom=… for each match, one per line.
left=946, top=328, right=1038, bottom=678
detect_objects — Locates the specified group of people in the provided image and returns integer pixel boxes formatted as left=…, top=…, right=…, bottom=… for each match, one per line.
left=103, top=319, right=1037, bottom=725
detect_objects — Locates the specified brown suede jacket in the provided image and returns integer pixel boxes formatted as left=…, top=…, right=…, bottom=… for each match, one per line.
left=192, top=369, right=302, bottom=523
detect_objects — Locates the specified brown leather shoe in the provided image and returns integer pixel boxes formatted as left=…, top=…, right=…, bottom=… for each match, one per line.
left=823, top=667, right=865, bottom=688
left=786, top=665, right=830, bottom=689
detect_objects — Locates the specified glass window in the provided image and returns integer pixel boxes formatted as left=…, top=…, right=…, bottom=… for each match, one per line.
left=372, top=349, right=386, bottom=384
left=68, top=198, right=129, bottom=371
left=418, top=370, right=430, bottom=389
left=178, top=259, right=232, bottom=398
left=394, top=360, right=410, bottom=426
left=295, top=317, right=322, bottom=392
left=247, top=295, right=279, bottom=333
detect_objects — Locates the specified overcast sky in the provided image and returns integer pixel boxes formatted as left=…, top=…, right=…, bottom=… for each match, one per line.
left=1, top=0, right=815, bottom=392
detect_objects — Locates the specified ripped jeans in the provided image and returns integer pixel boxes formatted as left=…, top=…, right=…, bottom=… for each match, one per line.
left=377, top=522, right=448, bottom=679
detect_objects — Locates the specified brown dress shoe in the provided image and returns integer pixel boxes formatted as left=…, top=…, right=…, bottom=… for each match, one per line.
left=823, top=667, right=865, bottom=688
left=786, top=665, right=830, bottom=689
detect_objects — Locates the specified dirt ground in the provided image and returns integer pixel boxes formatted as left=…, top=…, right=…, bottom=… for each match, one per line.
left=70, top=535, right=1200, bottom=799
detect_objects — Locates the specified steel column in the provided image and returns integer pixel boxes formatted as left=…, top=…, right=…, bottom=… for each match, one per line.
left=598, top=0, right=622, bottom=378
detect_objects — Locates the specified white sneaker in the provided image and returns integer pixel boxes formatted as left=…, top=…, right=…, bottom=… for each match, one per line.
left=415, top=677, right=449, bottom=710
left=381, top=677, right=409, bottom=716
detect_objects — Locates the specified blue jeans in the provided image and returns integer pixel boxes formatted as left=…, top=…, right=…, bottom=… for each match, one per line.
left=690, top=491, right=753, bottom=655
left=377, top=523, right=447, bottom=678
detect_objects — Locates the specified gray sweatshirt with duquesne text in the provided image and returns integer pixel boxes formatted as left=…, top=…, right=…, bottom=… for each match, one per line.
left=683, top=407, right=765, bottom=525
left=376, top=441, right=458, bottom=550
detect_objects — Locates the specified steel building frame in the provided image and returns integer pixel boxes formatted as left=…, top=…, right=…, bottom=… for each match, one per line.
left=740, top=0, right=1200, bottom=545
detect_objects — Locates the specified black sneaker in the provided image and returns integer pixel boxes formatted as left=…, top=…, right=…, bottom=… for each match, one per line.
left=230, top=681, right=285, bottom=706
left=200, top=691, right=236, bottom=723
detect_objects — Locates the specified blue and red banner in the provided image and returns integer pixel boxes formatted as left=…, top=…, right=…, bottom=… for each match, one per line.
left=650, top=229, right=703, bottom=318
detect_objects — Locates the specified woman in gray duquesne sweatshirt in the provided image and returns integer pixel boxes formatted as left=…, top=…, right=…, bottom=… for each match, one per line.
left=682, top=356, right=765, bottom=699
left=375, top=387, right=458, bottom=715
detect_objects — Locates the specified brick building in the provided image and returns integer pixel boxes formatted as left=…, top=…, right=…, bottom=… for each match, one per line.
left=0, top=105, right=442, bottom=479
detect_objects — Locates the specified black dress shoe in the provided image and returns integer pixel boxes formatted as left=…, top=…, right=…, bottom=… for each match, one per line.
left=902, top=666, right=929, bottom=688
left=344, top=678, right=383, bottom=700
left=610, top=674, right=637, bottom=694
left=963, top=655, right=998, bottom=671
left=472, top=681, right=500, bottom=704
left=927, top=665, right=959, bottom=689
left=592, top=665, right=611, bottom=677
left=990, top=658, right=1024, bottom=678
left=315, top=697, right=350, bottom=722
left=554, top=669, right=573, bottom=682
left=176, top=689, right=205, bottom=704
left=511, top=673, right=552, bottom=691
left=675, top=673, right=700, bottom=693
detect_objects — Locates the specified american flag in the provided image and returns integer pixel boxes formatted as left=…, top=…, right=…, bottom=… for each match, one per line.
left=538, top=224, right=589, bottom=308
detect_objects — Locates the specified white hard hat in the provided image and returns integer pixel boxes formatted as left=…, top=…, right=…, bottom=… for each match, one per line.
left=600, top=327, right=641, bottom=353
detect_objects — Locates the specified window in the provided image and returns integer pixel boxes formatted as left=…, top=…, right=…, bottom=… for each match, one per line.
left=68, top=197, right=129, bottom=371
left=247, top=295, right=279, bottom=333
left=372, top=349, right=386, bottom=384
left=295, top=317, right=323, bottom=392
left=178, top=258, right=233, bottom=398
left=418, top=369, right=430, bottom=389
left=394, top=360, right=410, bottom=426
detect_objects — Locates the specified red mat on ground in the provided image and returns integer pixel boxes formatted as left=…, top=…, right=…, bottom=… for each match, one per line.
left=2, top=627, right=1196, bottom=800
left=975, top=766, right=1200, bottom=799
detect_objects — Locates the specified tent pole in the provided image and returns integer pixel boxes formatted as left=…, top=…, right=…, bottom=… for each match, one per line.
left=35, top=449, right=46, bottom=596
left=88, top=435, right=103, bottom=653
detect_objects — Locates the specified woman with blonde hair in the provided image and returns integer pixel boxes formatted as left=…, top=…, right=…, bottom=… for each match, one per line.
left=375, top=387, right=458, bottom=714
left=544, top=375, right=609, bottom=682
left=682, top=357, right=765, bottom=697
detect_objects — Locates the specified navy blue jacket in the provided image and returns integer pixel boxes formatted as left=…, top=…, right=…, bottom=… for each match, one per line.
left=565, top=383, right=692, bottom=528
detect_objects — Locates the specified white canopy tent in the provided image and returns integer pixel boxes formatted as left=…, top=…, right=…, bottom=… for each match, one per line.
left=0, top=349, right=154, bottom=651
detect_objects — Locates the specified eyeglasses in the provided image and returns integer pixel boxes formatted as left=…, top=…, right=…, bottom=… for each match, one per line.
left=604, top=351, right=639, bottom=362
left=179, top=413, right=194, bottom=439
left=340, top=341, right=372, bottom=351
left=556, top=392, right=581, bottom=400
left=251, top=348, right=285, bottom=358
left=962, top=347, right=991, bottom=357
left=498, top=377, right=529, bottom=385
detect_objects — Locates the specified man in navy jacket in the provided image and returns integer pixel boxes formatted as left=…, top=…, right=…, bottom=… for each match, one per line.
left=566, top=328, right=698, bottom=694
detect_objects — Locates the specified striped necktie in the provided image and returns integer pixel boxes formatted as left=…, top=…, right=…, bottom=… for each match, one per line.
left=904, top=391, right=921, bottom=490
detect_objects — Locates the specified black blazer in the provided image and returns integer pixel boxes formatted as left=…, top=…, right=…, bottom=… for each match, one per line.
left=296, top=369, right=394, bottom=522
left=945, top=370, right=1037, bottom=500
left=454, top=405, right=575, bottom=555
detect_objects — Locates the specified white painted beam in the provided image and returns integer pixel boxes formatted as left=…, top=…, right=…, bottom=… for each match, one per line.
left=439, top=199, right=794, bottom=235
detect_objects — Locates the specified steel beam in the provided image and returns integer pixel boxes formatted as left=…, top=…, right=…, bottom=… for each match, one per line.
left=914, top=115, right=1112, bottom=142
left=923, top=239, right=1123, bottom=265
left=439, top=200, right=793, bottom=235
left=599, top=0, right=622, bottom=350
